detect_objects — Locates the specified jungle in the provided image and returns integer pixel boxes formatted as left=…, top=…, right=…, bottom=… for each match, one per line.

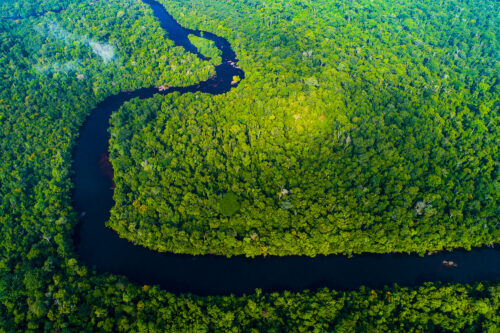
left=0, top=0, right=498, bottom=331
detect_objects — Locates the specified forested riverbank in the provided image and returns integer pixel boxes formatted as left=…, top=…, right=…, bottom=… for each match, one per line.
left=109, top=0, right=499, bottom=256
left=0, top=0, right=498, bottom=330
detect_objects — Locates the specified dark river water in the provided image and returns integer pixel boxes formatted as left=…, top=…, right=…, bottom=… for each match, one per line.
left=72, top=0, right=499, bottom=296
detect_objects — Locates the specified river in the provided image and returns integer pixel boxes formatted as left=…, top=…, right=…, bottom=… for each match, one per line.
left=71, top=0, right=499, bottom=296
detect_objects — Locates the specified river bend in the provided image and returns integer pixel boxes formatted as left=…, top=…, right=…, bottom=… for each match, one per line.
left=71, top=0, right=499, bottom=296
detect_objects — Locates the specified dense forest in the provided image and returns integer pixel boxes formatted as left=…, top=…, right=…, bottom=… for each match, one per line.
left=3, top=277, right=499, bottom=331
left=0, top=0, right=498, bottom=330
left=108, top=0, right=499, bottom=256
left=1, top=0, right=70, bottom=17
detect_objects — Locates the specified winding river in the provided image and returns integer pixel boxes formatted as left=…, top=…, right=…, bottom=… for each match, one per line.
left=71, top=0, right=499, bottom=296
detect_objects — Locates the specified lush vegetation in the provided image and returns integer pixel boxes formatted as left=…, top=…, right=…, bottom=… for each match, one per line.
left=0, top=0, right=498, bottom=330
left=2, top=275, right=499, bottom=331
left=108, top=0, right=499, bottom=256
left=188, top=33, right=222, bottom=64
left=0, top=0, right=213, bottom=281
left=0, top=0, right=71, bottom=17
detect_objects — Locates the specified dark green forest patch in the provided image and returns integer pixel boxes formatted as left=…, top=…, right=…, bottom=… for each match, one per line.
left=0, top=0, right=498, bottom=330
left=108, top=0, right=499, bottom=256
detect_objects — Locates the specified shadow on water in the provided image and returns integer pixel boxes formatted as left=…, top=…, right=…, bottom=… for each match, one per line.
left=71, top=0, right=499, bottom=296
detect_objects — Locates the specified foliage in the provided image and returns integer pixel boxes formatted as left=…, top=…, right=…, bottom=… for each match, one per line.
left=220, top=192, right=241, bottom=217
left=188, top=33, right=222, bottom=64
left=108, top=0, right=499, bottom=256
left=0, top=0, right=211, bottom=268
left=0, top=0, right=72, bottom=17
left=0, top=0, right=498, bottom=330
left=1, top=272, right=499, bottom=332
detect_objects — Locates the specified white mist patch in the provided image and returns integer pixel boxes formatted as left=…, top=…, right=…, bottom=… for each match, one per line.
left=89, top=41, right=115, bottom=63
left=34, top=60, right=81, bottom=74
left=36, top=21, right=116, bottom=63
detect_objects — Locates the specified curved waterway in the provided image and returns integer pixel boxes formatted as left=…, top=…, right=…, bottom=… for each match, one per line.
left=72, top=0, right=499, bottom=296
